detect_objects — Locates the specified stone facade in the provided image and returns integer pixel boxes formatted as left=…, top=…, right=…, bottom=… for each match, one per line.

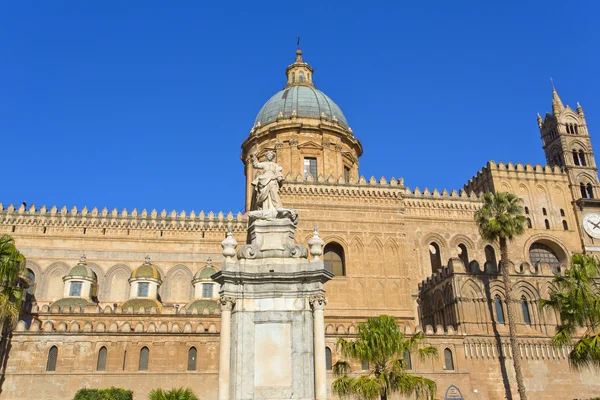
left=1, top=49, right=599, bottom=399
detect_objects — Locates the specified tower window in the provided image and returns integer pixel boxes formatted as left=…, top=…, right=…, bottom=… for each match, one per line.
left=46, top=346, right=58, bottom=372
left=563, top=220, right=568, bottom=230
left=69, top=281, right=82, bottom=297
left=579, top=150, right=586, bottom=166
left=494, top=295, right=505, bottom=324
left=560, top=209, right=565, bottom=217
left=202, top=283, right=213, bottom=299
left=542, top=208, right=547, bottom=216
left=581, top=183, right=588, bottom=198
left=527, top=218, right=532, bottom=229
left=137, top=282, right=149, bottom=297
left=587, top=183, right=594, bottom=199
left=139, top=347, right=149, bottom=371
left=97, top=347, right=107, bottom=371
left=324, top=242, right=345, bottom=276
left=524, top=207, right=529, bottom=215
left=303, top=157, right=317, bottom=178
left=545, top=219, right=550, bottom=229
left=575, top=125, right=579, bottom=134
left=343, top=166, right=350, bottom=182
left=573, top=150, right=580, bottom=166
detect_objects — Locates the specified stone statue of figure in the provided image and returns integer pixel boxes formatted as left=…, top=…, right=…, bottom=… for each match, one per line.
left=250, top=151, right=284, bottom=214
left=249, top=151, right=297, bottom=223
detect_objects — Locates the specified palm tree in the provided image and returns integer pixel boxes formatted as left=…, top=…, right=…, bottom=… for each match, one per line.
left=149, top=387, right=199, bottom=400
left=541, top=253, right=600, bottom=370
left=332, top=315, right=437, bottom=400
left=0, top=235, right=26, bottom=325
left=474, top=192, right=527, bottom=400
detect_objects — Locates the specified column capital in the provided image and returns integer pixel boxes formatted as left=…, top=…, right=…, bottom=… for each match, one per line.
left=309, top=294, right=327, bottom=310
left=219, top=296, right=236, bottom=311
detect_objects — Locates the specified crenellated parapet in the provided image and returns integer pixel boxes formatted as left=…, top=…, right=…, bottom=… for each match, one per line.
left=464, top=161, right=567, bottom=194
left=0, top=203, right=248, bottom=233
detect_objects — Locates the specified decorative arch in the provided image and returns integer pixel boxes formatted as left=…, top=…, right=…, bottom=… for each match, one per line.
left=421, top=233, right=448, bottom=249
left=25, top=260, right=42, bottom=298
left=522, top=235, right=569, bottom=269
left=102, top=264, right=132, bottom=302
left=353, top=281, right=366, bottom=307
left=41, top=262, right=70, bottom=301
left=383, top=238, right=399, bottom=277
left=163, top=264, right=193, bottom=303
left=513, top=281, right=540, bottom=301
left=348, top=236, right=365, bottom=276
left=449, top=235, right=476, bottom=252
left=368, top=237, right=384, bottom=276
left=459, top=279, right=483, bottom=299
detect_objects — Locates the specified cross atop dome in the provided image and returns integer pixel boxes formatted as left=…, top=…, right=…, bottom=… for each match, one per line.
left=285, top=47, right=315, bottom=88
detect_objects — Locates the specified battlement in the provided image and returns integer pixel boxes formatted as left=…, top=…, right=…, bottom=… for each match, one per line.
left=283, top=172, right=405, bottom=187
left=0, top=203, right=247, bottom=232
left=464, top=161, right=567, bottom=194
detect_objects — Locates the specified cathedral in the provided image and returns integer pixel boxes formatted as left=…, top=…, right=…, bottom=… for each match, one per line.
left=1, top=48, right=599, bottom=400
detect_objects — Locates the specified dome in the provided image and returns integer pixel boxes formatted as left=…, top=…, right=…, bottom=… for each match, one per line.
left=121, top=298, right=162, bottom=311
left=183, top=299, right=218, bottom=313
left=255, top=86, right=349, bottom=129
left=194, top=266, right=217, bottom=280
left=51, top=297, right=94, bottom=310
left=131, top=259, right=162, bottom=282
left=65, top=259, right=97, bottom=281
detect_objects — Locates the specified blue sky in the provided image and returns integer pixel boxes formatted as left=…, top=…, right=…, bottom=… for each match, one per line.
left=1, top=1, right=598, bottom=214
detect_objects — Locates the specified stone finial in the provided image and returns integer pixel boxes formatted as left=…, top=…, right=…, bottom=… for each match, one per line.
left=221, top=228, right=238, bottom=259
left=577, top=102, right=584, bottom=117
left=80, top=254, right=87, bottom=264
left=537, top=113, right=543, bottom=129
left=308, top=226, right=324, bottom=260
left=144, top=255, right=151, bottom=264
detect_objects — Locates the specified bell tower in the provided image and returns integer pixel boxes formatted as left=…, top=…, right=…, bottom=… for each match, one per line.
left=538, top=86, right=598, bottom=200
left=539, top=86, right=600, bottom=253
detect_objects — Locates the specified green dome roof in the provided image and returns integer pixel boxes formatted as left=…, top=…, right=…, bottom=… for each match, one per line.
left=122, top=298, right=162, bottom=311
left=66, top=261, right=97, bottom=281
left=183, top=299, right=218, bottom=313
left=195, top=266, right=217, bottom=280
left=131, top=262, right=162, bottom=281
left=255, top=86, right=348, bottom=129
left=51, top=297, right=94, bottom=310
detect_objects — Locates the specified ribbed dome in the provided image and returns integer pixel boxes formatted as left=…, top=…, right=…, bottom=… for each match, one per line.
left=255, top=86, right=348, bottom=129
left=194, top=266, right=217, bottom=280
left=66, top=260, right=97, bottom=281
left=131, top=261, right=162, bottom=282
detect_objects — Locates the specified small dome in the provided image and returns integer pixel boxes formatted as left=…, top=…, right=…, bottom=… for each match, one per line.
left=131, top=260, right=162, bottom=282
left=255, top=86, right=348, bottom=129
left=183, top=299, right=218, bottom=313
left=194, top=266, right=217, bottom=280
left=51, top=297, right=94, bottom=310
left=65, top=259, right=97, bottom=281
left=121, top=298, right=162, bottom=311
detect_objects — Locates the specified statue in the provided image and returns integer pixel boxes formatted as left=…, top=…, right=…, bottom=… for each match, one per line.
left=249, top=151, right=297, bottom=223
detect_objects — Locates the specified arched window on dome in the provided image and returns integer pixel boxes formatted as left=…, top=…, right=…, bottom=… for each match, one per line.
left=69, top=281, right=82, bottom=297
left=291, top=73, right=295, bottom=83
left=298, top=72, right=305, bottom=82
left=97, top=346, right=107, bottom=371
left=324, top=243, right=345, bottom=276
left=137, top=282, right=149, bottom=297
left=429, top=242, right=442, bottom=274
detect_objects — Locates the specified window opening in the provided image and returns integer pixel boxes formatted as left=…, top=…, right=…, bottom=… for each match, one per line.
left=303, top=157, right=317, bottom=178
left=137, top=282, right=149, bottom=297
left=188, top=347, right=197, bottom=371
left=521, top=297, right=531, bottom=325
left=494, top=295, right=505, bottom=324
left=97, top=347, right=107, bottom=371
left=46, top=346, right=58, bottom=371
left=324, top=243, right=345, bottom=276
left=529, top=243, right=560, bottom=270
left=69, top=281, right=83, bottom=297
left=444, top=348, right=454, bottom=370
left=325, top=347, right=332, bottom=370
left=429, top=242, right=442, bottom=274
left=202, top=283, right=213, bottom=298
left=139, top=347, right=149, bottom=371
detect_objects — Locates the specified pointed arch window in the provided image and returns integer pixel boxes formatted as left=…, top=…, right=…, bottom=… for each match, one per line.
left=587, top=183, right=594, bottom=199
left=484, top=245, right=497, bottom=270
left=325, top=347, right=332, bottom=370
left=494, top=295, right=505, bottom=324
left=579, top=150, right=586, bottom=166
left=444, top=348, right=454, bottom=370
left=429, top=242, right=442, bottom=274
left=97, top=346, right=107, bottom=371
left=139, top=347, right=149, bottom=371
left=324, top=242, right=345, bottom=276
left=521, top=297, right=531, bottom=325
left=458, top=244, right=469, bottom=268
left=581, top=183, right=588, bottom=198
left=573, top=150, right=580, bottom=165
left=46, top=346, right=58, bottom=372
left=188, top=347, right=197, bottom=371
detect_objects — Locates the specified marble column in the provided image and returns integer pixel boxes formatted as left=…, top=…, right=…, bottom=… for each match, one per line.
left=311, top=295, right=328, bottom=400
left=218, top=296, right=235, bottom=400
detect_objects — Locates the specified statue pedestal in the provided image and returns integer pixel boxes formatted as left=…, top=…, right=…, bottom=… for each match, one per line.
left=213, top=218, right=332, bottom=400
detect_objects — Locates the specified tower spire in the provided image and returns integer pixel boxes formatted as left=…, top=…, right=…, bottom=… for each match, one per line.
left=551, top=79, right=565, bottom=115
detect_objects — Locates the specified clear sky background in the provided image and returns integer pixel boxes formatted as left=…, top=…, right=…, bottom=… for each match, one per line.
left=1, top=1, right=598, bottom=214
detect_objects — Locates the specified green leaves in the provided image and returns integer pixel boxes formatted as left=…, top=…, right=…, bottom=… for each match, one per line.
left=148, top=388, right=199, bottom=400
left=542, top=253, right=600, bottom=370
left=0, top=235, right=25, bottom=324
left=74, top=388, right=133, bottom=400
left=332, top=315, right=437, bottom=400
left=474, top=192, right=526, bottom=243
